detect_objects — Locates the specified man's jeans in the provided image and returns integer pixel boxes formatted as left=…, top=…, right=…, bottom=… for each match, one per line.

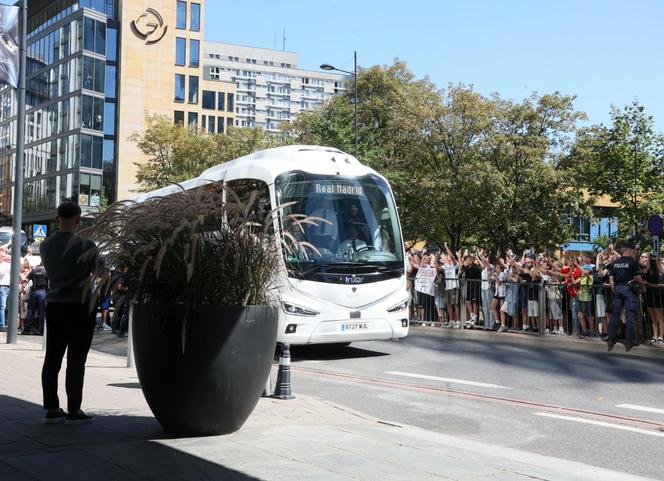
left=571, top=297, right=579, bottom=335
left=0, top=286, right=9, bottom=328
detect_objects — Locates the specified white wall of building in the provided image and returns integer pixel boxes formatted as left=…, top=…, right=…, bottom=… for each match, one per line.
left=203, top=42, right=349, bottom=133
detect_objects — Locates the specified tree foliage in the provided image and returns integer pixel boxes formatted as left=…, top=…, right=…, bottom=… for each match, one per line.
left=288, top=60, right=588, bottom=252
left=132, top=116, right=289, bottom=192
left=567, top=102, right=664, bottom=238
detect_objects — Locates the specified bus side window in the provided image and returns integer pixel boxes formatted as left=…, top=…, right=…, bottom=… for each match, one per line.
left=226, top=178, right=272, bottom=230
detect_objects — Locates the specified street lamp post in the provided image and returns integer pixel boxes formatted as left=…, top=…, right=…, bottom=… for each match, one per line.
left=320, top=51, right=358, bottom=158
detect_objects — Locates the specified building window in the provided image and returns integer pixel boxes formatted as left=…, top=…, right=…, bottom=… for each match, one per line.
left=174, top=74, right=185, bottom=101
left=79, top=173, right=102, bottom=207
left=190, top=39, right=200, bottom=67
left=83, top=17, right=106, bottom=54
left=174, top=110, right=184, bottom=125
left=107, top=27, right=118, bottom=61
left=188, top=75, right=199, bottom=103
left=227, top=117, right=233, bottom=129
left=188, top=112, right=198, bottom=129
left=190, top=3, right=201, bottom=31
left=568, top=216, right=591, bottom=242
left=105, top=65, right=116, bottom=98
left=202, top=90, right=215, bottom=109
left=175, top=37, right=186, bottom=66
left=217, top=92, right=225, bottom=110
left=83, top=56, right=106, bottom=94
left=81, top=95, right=104, bottom=131
left=81, top=134, right=103, bottom=169
left=104, top=102, right=115, bottom=136
left=227, top=93, right=234, bottom=112
left=84, top=17, right=95, bottom=51
left=201, top=115, right=206, bottom=130
left=208, top=116, right=215, bottom=134
left=210, top=67, right=221, bottom=80
left=217, top=117, right=224, bottom=133
left=176, top=1, right=187, bottom=30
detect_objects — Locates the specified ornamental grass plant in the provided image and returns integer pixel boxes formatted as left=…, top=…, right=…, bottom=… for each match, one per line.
left=76, top=181, right=321, bottom=310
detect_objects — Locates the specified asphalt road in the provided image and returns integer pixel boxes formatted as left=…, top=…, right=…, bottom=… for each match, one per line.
left=286, top=328, right=664, bottom=480
left=20, top=326, right=664, bottom=479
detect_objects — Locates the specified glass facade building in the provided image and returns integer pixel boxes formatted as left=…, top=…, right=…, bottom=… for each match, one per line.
left=0, top=0, right=236, bottom=230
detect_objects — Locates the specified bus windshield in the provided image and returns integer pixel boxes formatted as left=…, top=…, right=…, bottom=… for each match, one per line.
left=275, top=171, right=403, bottom=270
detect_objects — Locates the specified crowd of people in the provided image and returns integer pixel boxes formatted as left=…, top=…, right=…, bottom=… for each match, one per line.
left=0, top=243, right=128, bottom=337
left=407, top=241, right=664, bottom=346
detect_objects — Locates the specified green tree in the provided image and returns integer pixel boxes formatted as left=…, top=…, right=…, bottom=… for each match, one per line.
left=132, top=115, right=288, bottom=192
left=480, top=92, right=588, bottom=252
left=289, top=64, right=587, bottom=253
left=568, top=102, right=664, bottom=238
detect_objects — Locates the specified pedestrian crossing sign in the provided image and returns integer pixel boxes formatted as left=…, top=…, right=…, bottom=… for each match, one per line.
left=33, top=224, right=47, bottom=240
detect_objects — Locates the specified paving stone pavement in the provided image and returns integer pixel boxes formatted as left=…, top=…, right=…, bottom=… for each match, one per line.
left=0, top=337, right=657, bottom=481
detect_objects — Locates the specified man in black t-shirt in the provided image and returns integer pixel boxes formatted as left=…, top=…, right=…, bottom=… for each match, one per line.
left=606, top=242, right=642, bottom=352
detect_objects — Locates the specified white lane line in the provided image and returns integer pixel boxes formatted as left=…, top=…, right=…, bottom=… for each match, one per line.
left=617, top=404, right=664, bottom=416
left=385, top=371, right=509, bottom=389
left=534, top=412, right=664, bottom=438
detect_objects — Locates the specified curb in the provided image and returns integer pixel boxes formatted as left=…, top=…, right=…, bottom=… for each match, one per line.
left=409, top=324, right=664, bottom=359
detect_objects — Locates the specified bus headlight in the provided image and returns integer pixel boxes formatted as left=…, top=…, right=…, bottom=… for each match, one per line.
left=387, top=299, right=409, bottom=313
left=282, top=302, right=319, bottom=317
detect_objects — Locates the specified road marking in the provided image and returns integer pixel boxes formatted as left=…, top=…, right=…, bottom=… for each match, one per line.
left=617, top=404, right=664, bottom=416
left=534, top=412, right=664, bottom=438
left=385, top=371, right=509, bottom=389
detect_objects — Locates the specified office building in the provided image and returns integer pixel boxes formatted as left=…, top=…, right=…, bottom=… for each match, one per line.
left=0, top=0, right=235, bottom=231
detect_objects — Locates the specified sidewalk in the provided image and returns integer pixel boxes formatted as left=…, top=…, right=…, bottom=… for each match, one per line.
left=0, top=336, right=658, bottom=481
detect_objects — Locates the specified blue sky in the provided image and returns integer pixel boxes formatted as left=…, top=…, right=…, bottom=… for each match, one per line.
left=205, top=0, right=664, bottom=131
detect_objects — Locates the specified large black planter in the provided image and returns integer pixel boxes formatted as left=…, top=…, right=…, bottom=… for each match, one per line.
left=132, top=304, right=278, bottom=436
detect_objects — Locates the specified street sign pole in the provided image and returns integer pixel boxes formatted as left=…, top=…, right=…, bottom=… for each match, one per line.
left=646, top=215, right=663, bottom=257
left=6, top=0, right=27, bottom=344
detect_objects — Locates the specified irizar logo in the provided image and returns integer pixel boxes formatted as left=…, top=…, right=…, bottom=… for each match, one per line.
left=344, top=275, right=364, bottom=284
left=131, top=8, right=168, bottom=44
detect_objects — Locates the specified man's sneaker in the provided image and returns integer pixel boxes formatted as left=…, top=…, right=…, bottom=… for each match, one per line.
left=101, top=324, right=112, bottom=331
left=498, top=325, right=508, bottom=332
left=624, top=343, right=634, bottom=353
left=465, top=320, right=476, bottom=329
left=607, top=341, right=616, bottom=352
left=43, top=408, right=67, bottom=424
left=65, top=410, right=94, bottom=425
left=544, top=328, right=550, bottom=335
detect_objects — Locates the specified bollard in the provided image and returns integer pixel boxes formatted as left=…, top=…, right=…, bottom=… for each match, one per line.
left=272, top=342, right=295, bottom=400
left=126, top=305, right=134, bottom=369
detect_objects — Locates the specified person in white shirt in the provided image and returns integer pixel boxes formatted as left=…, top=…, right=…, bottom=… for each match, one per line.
left=0, top=245, right=11, bottom=331
left=336, top=224, right=367, bottom=260
left=442, top=242, right=460, bottom=327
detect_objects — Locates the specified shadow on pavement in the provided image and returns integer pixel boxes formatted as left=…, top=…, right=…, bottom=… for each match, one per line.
left=0, top=395, right=261, bottom=481
left=288, top=344, right=390, bottom=362
left=406, top=332, right=664, bottom=384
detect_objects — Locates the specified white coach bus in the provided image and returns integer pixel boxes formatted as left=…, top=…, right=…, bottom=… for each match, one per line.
left=135, top=145, right=409, bottom=345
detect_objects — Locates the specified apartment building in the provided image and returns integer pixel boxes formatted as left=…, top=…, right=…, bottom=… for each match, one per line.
left=203, top=42, right=349, bottom=133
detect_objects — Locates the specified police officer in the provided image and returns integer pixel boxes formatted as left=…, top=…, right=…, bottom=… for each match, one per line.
left=606, top=242, right=642, bottom=352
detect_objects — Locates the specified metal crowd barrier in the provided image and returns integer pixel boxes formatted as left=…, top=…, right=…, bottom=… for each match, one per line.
left=409, top=277, right=664, bottom=344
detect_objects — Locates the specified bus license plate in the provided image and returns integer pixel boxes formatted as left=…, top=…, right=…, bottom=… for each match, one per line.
left=341, top=322, right=368, bottom=332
